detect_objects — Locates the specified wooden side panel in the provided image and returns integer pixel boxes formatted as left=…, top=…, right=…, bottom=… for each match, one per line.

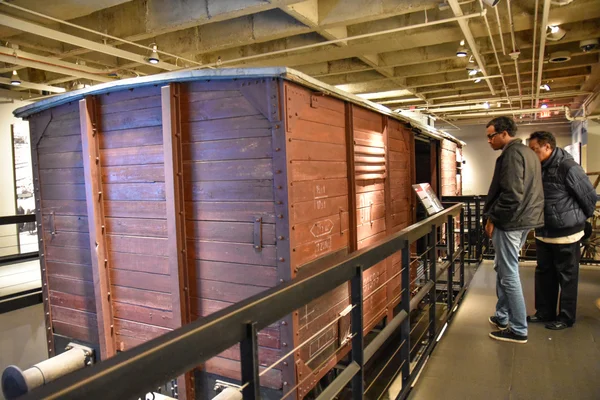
left=93, top=87, right=177, bottom=356
left=32, top=103, right=100, bottom=353
left=180, top=79, right=282, bottom=390
left=285, top=83, right=353, bottom=399
left=80, top=97, right=117, bottom=359
left=440, top=139, right=458, bottom=197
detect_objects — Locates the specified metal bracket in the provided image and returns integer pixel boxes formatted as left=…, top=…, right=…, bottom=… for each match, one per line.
left=65, top=342, right=95, bottom=366
left=253, top=217, right=262, bottom=251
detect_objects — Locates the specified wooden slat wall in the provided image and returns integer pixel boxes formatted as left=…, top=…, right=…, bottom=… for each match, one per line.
left=284, top=84, right=352, bottom=397
left=94, top=87, right=174, bottom=351
left=352, top=105, right=388, bottom=334
left=440, top=139, right=458, bottom=196
left=36, top=102, right=99, bottom=347
left=180, top=80, right=281, bottom=389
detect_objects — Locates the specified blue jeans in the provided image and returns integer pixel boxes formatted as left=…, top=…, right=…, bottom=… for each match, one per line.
left=493, top=228, right=529, bottom=336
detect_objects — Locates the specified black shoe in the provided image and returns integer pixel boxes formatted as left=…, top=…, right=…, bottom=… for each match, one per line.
left=488, top=316, right=508, bottom=330
left=489, top=328, right=527, bottom=344
left=545, top=321, right=572, bottom=330
left=526, top=313, right=552, bottom=323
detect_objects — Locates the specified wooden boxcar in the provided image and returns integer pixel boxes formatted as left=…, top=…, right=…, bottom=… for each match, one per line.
left=14, top=68, right=462, bottom=400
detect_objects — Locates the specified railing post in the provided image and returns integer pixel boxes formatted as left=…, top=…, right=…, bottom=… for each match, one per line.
left=350, top=265, right=364, bottom=399
left=459, top=208, right=465, bottom=288
left=240, top=322, right=260, bottom=400
left=428, top=226, right=437, bottom=340
left=400, top=241, right=411, bottom=382
left=475, top=196, right=482, bottom=261
left=446, top=216, right=454, bottom=309
left=466, top=199, right=472, bottom=262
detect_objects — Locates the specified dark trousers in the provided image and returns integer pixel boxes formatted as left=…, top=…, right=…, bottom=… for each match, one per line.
left=534, top=239, right=580, bottom=325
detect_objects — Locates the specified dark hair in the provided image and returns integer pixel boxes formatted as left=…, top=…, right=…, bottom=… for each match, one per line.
left=486, top=116, right=518, bottom=137
left=529, top=131, right=556, bottom=150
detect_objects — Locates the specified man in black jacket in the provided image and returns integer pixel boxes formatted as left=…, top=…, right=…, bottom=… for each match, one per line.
left=484, top=116, right=544, bottom=344
left=528, top=131, right=598, bottom=330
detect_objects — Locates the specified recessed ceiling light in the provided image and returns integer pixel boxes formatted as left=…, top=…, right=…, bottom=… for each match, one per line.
left=541, top=104, right=548, bottom=109
left=483, top=102, right=490, bottom=109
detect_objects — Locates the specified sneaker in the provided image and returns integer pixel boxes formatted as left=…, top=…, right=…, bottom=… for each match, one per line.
left=526, top=313, right=552, bottom=323
left=488, top=316, right=508, bottom=330
left=489, top=328, right=527, bottom=344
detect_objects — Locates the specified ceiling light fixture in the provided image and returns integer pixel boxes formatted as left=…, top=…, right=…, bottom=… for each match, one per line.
left=148, top=44, right=160, bottom=64
left=546, top=25, right=567, bottom=41
left=482, top=0, right=501, bottom=6
left=483, top=102, right=490, bottom=109
left=541, top=104, right=548, bottom=109
left=456, top=40, right=468, bottom=58
left=10, top=70, right=21, bottom=85
left=540, top=84, right=551, bottom=91
left=474, top=78, right=482, bottom=83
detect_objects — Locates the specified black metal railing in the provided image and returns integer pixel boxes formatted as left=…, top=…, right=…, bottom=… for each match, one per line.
left=442, top=196, right=487, bottom=264
left=19, top=204, right=465, bottom=400
left=0, top=214, right=39, bottom=265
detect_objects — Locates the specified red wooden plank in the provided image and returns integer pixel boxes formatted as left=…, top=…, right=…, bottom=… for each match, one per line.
left=50, top=290, right=95, bottom=313
left=114, top=318, right=170, bottom=342
left=102, top=165, right=165, bottom=183
left=42, top=215, right=88, bottom=232
left=42, top=200, right=88, bottom=216
left=109, top=252, right=169, bottom=275
left=191, top=279, right=269, bottom=303
left=182, top=95, right=259, bottom=122
left=48, top=275, right=94, bottom=297
left=184, top=159, right=273, bottom=181
left=287, top=140, right=346, bottom=162
left=38, top=152, right=83, bottom=169
left=190, top=260, right=277, bottom=287
left=53, top=320, right=99, bottom=343
left=104, top=201, right=166, bottom=219
left=51, top=305, right=97, bottom=327
left=39, top=168, right=85, bottom=185
left=107, top=235, right=168, bottom=257
left=40, top=184, right=86, bottom=201
left=101, top=145, right=164, bottom=166
left=106, top=217, right=168, bottom=237
left=291, top=213, right=348, bottom=246
left=103, top=183, right=166, bottom=201
left=101, top=95, right=161, bottom=115
left=287, top=119, right=346, bottom=144
left=183, top=137, right=272, bottom=162
left=292, top=231, right=349, bottom=269
left=186, top=220, right=276, bottom=245
left=44, top=118, right=81, bottom=137
left=356, top=181, right=384, bottom=194
left=113, top=302, right=176, bottom=329
left=296, top=103, right=345, bottom=128
left=357, top=218, right=386, bottom=242
left=100, top=126, right=163, bottom=150
left=356, top=203, right=385, bottom=226
left=291, top=195, right=348, bottom=225
left=46, top=261, right=92, bottom=282
left=185, top=201, right=275, bottom=224
left=44, top=231, right=91, bottom=249
left=185, top=181, right=273, bottom=202
left=101, top=107, right=162, bottom=132
left=187, top=240, right=277, bottom=266
left=204, top=357, right=282, bottom=390
left=37, top=135, right=82, bottom=154
left=218, top=343, right=281, bottom=369
left=111, top=286, right=172, bottom=311
left=357, top=231, right=387, bottom=250
left=184, top=116, right=271, bottom=143
left=189, top=296, right=232, bottom=317
left=46, top=245, right=92, bottom=265
left=110, top=269, right=171, bottom=293
left=289, top=178, right=348, bottom=204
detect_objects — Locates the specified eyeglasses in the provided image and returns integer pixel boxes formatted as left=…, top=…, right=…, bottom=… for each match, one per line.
left=487, top=131, right=501, bottom=140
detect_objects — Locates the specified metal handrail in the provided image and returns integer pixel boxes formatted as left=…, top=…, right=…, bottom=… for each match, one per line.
left=20, top=204, right=463, bottom=400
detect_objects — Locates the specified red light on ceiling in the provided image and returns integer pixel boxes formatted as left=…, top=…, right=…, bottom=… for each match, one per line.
left=539, top=110, right=551, bottom=118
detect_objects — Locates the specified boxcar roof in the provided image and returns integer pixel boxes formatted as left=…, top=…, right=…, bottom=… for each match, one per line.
left=14, top=67, right=464, bottom=145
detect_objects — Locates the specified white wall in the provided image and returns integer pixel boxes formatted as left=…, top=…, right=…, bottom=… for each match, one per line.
left=452, top=123, right=572, bottom=195
left=0, top=100, right=31, bottom=256
left=587, top=120, right=600, bottom=194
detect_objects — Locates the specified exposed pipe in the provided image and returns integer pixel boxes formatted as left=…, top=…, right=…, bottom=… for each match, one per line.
left=447, top=0, right=496, bottom=96
left=564, top=105, right=587, bottom=121
left=530, top=0, right=540, bottom=108
left=494, top=7, right=507, bottom=55
left=506, top=0, right=524, bottom=109
left=1, top=343, right=93, bottom=400
left=446, top=105, right=564, bottom=118
left=182, top=10, right=487, bottom=70
left=535, top=0, right=552, bottom=110
left=478, top=0, right=513, bottom=109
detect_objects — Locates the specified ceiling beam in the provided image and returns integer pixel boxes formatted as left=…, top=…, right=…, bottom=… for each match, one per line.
left=0, top=77, right=65, bottom=93
left=0, top=87, right=42, bottom=101
left=0, top=13, right=178, bottom=71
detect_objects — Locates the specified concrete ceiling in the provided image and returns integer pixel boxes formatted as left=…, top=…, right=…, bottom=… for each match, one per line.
left=0, top=0, right=598, bottom=131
